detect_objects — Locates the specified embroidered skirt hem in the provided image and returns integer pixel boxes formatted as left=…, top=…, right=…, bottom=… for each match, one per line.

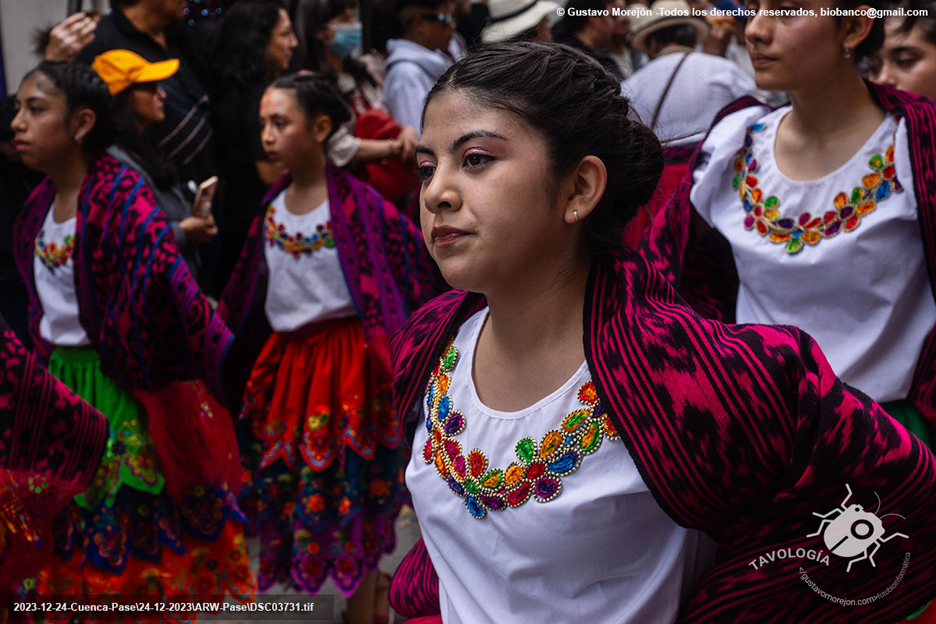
left=39, top=347, right=256, bottom=618
left=238, top=318, right=405, bottom=597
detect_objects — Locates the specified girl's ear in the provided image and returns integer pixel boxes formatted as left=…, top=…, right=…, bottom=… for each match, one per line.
left=841, top=7, right=876, bottom=55
left=70, top=107, right=97, bottom=145
left=560, top=155, right=607, bottom=225
left=310, top=113, right=333, bottom=143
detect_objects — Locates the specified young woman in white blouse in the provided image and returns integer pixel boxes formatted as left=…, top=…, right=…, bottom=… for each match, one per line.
left=644, top=0, right=936, bottom=456
left=219, top=73, right=436, bottom=624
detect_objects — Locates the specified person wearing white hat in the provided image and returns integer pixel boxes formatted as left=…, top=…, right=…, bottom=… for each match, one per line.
left=480, top=0, right=559, bottom=43
left=628, top=0, right=708, bottom=57
left=621, top=0, right=755, bottom=148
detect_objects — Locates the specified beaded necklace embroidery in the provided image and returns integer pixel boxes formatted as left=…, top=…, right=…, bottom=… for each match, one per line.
left=265, top=204, right=335, bottom=259
left=733, top=120, right=902, bottom=254
left=422, top=339, right=620, bottom=520
left=34, top=229, right=75, bottom=271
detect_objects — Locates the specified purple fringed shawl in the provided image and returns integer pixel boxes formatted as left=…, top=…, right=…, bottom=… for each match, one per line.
left=641, top=83, right=936, bottom=427
left=0, top=316, right=107, bottom=586
left=390, top=249, right=936, bottom=622
left=13, top=153, right=232, bottom=399
left=219, top=166, right=441, bottom=380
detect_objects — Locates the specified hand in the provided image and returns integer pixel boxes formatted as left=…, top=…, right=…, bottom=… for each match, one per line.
left=44, top=13, right=97, bottom=62
left=396, top=126, right=419, bottom=164
left=179, top=215, right=218, bottom=245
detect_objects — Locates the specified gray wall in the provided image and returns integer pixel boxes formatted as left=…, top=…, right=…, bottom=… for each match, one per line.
left=1, top=0, right=108, bottom=95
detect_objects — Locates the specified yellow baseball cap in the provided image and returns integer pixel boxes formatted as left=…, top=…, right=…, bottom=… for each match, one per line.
left=91, top=50, right=180, bottom=96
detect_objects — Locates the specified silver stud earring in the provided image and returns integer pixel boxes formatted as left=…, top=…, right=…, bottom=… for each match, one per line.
left=573, top=209, right=579, bottom=223
left=844, top=46, right=852, bottom=59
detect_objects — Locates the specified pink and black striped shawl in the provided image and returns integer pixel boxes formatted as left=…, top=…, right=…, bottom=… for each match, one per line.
left=390, top=249, right=936, bottom=622
left=219, top=166, right=441, bottom=382
left=641, top=82, right=936, bottom=429
left=13, top=153, right=232, bottom=399
left=0, top=316, right=107, bottom=586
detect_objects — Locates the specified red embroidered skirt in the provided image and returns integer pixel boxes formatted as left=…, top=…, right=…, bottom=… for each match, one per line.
left=238, top=317, right=404, bottom=597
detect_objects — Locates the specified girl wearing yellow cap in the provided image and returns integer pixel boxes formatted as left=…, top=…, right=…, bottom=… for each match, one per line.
left=92, top=49, right=218, bottom=283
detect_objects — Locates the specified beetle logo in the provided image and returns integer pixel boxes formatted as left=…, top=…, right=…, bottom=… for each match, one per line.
left=807, top=484, right=907, bottom=573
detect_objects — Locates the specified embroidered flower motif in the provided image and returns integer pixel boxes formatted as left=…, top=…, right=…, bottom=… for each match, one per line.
left=305, top=493, right=325, bottom=513
left=124, top=446, right=160, bottom=487
left=34, top=230, right=75, bottom=270
left=733, top=121, right=902, bottom=254
left=423, top=339, right=619, bottom=519
left=93, top=527, right=128, bottom=565
left=369, top=479, right=388, bottom=497
left=306, top=411, right=329, bottom=432
left=264, top=205, right=335, bottom=258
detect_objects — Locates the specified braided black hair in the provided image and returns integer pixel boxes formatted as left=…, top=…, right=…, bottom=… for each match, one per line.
left=268, top=72, right=352, bottom=138
left=24, top=60, right=116, bottom=156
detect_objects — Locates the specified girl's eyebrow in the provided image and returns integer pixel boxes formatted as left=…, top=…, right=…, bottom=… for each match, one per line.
left=888, top=45, right=920, bottom=56
left=416, top=130, right=509, bottom=158
left=452, top=130, right=507, bottom=152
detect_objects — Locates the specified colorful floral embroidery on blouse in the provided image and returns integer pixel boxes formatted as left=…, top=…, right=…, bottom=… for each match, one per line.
left=422, top=339, right=619, bottom=520
left=35, top=230, right=75, bottom=270
left=264, top=205, right=335, bottom=259
left=733, top=121, right=902, bottom=254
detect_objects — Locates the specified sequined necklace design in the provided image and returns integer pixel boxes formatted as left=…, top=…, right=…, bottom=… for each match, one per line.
left=265, top=204, right=335, bottom=259
left=422, top=339, right=620, bottom=520
left=734, top=119, right=902, bottom=254
left=35, top=229, right=75, bottom=271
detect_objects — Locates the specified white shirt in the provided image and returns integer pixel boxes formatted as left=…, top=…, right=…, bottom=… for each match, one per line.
left=621, top=51, right=757, bottom=148
left=34, top=208, right=90, bottom=347
left=690, top=106, right=936, bottom=403
left=326, top=73, right=386, bottom=168
left=263, top=191, right=356, bottom=332
left=407, top=308, right=717, bottom=624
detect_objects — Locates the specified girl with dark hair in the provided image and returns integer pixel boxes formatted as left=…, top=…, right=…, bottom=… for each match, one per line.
left=300, top=0, right=421, bottom=203
left=10, top=60, right=254, bottom=613
left=643, top=0, right=936, bottom=446
left=871, top=0, right=936, bottom=99
left=387, top=42, right=936, bottom=622
left=218, top=73, right=438, bottom=624
left=91, top=49, right=218, bottom=281
left=212, top=0, right=299, bottom=284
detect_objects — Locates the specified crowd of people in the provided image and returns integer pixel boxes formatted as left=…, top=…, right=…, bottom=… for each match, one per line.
left=1, top=0, right=936, bottom=622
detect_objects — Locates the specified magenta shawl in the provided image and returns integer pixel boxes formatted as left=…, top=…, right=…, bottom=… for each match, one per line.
left=641, top=82, right=936, bottom=427
left=0, top=316, right=107, bottom=586
left=389, top=249, right=936, bottom=622
left=219, top=166, right=442, bottom=381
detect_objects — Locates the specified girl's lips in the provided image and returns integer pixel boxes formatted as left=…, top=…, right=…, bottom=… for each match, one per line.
left=434, top=233, right=463, bottom=246
left=751, top=53, right=777, bottom=67
left=431, top=226, right=469, bottom=246
left=13, top=140, right=29, bottom=151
